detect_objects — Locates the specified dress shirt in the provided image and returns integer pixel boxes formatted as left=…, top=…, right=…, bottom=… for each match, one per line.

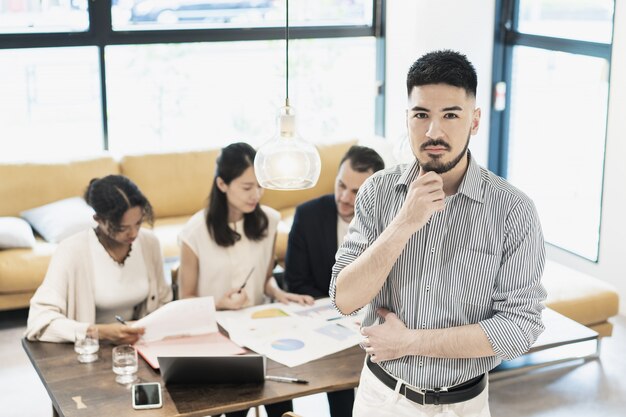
left=330, top=154, right=546, bottom=389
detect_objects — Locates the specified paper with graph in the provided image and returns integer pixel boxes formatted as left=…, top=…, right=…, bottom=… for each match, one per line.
left=216, top=298, right=365, bottom=367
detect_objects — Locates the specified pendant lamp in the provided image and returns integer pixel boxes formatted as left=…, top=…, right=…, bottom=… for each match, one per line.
left=254, top=0, right=321, bottom=190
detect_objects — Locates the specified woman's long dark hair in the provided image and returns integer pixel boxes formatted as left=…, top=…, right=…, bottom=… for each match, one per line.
left=84, top=175, right=154, bottom=231
left=207, top=142, right=268, bottom=247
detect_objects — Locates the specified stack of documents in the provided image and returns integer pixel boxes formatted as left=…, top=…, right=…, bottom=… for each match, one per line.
left=132, top=297, right=246, bottom=368
left=216, top=298, right=365, bottom=367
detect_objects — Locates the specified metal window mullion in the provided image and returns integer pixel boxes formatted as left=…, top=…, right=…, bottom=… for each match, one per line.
left=1, top=21, right=375, bottom=50
left=508, top=32, right=611, bottom=59
left=0, top=32, right=95, bottom=50
left=89, top=0, right=113, bottom=150
left=488, top=0, right=512, bottom=176
left=374, top=0, right=385, bottom=137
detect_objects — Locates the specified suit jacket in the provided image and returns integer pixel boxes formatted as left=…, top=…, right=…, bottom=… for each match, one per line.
left=284, top=194, right=338, bottom=298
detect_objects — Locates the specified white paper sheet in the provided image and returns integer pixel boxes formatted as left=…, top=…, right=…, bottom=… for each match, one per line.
left=132, top=296, right=218, bottom=342
left=216, top=298, right=366, bottom=367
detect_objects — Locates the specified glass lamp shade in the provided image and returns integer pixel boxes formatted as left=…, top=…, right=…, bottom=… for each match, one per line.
left=255, top=104, right=321, bottom=190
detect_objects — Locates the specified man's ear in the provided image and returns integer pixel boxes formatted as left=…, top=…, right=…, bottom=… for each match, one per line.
left=216, top=177, right=228, bottom=193
left=471, top=107, right=481, bottom=135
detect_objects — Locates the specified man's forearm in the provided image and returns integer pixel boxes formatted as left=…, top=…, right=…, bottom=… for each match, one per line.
left=405, top=324, right=495, bottom=358
left=335, top=219, right=415, bottom=314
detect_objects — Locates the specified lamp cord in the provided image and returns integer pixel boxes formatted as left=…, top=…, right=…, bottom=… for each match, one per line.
left=285, top=0, right=289, bottom=105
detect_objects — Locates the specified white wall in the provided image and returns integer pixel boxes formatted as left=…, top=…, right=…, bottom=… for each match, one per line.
left=386, top=1, right=625, bottom=314
left=385, top=0, right=496, bottom=166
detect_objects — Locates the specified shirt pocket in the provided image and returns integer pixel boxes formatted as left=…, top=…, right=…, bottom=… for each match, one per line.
left=445, top=249, right=500, bottom=307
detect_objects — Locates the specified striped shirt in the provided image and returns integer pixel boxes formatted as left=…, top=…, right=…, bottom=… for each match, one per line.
left=330, top=154, right=546, bottom=389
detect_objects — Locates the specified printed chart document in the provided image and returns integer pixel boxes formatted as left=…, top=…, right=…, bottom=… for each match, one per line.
left=132, top=297, right=246, bottom=368
left=216, top=298, right=365, bottom=367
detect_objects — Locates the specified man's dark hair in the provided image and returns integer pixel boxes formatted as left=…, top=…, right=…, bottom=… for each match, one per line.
left=206, top=142, right=268, bottom=247
left=84, top=175, right=154, bottom=231
left=339, top=145, right=385, bottom=173
left=406, top=50, right=477, bottom=97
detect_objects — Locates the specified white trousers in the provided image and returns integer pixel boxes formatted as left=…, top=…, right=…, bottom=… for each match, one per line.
left=353, top=364, right=491, bottom=417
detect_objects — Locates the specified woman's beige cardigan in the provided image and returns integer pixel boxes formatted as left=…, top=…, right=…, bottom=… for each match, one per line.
left=25, top=229, right=172, bottom=343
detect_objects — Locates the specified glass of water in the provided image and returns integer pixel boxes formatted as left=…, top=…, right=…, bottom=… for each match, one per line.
left=112, top=344, right=138, bottom=385
left=74, top=327, right=99, bottom=363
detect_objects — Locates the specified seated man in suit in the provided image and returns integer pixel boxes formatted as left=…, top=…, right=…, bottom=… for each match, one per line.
left=284, top=145, right=384, bottom=416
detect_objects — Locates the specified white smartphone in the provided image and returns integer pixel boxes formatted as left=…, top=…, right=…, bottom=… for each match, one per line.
left=132, top=382, right=163, bottom=410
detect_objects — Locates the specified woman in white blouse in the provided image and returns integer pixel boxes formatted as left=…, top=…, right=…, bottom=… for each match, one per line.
left=26, top=175, right=172, bottom=344
left=178, top=142, right=313, bottom=417
left=178, top=142, right=313, bottom=308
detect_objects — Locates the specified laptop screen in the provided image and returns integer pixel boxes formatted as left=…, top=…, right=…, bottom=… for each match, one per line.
left=158, top=355, right=266, bottom=385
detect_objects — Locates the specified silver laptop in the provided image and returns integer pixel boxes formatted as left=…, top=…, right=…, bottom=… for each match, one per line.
left=158, top=355, right=266, bottom=385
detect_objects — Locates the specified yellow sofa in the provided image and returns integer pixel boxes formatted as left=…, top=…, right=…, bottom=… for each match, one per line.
left=0, top=140, right=620, bottom=338
left=0, top=140, right=355, bottom=311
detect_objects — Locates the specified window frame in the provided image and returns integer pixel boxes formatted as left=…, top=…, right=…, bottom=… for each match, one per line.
left=0, top=0, right=385, bottom=149
left=489, top=0, right=615, bottom=261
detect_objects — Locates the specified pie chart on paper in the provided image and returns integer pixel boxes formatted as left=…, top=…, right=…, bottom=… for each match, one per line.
left=271, top=338, right=305, bottom=351
left=251, top=308, right=289, bottom=319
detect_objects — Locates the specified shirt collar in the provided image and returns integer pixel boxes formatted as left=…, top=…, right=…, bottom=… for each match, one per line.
left=395, top=152, right=484, bottom=203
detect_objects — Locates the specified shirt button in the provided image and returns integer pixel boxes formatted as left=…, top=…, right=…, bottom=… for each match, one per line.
left=425, top=285, right=430, bottom=291
left=419, top=361, right=423, bottom=367
left=421, top=323, right=426, bottom=328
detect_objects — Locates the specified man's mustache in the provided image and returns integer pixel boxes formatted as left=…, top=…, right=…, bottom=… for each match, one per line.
left=421, top=139, right=451, bottom=150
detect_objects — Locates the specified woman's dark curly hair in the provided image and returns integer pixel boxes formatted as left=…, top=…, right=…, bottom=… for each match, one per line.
left=84, top=175, right=154, bottom=232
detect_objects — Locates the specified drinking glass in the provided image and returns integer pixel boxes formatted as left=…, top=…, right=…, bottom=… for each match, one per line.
left=74, top=327, right=99, bottom=363
left=112, top=344, right=138, bottom=385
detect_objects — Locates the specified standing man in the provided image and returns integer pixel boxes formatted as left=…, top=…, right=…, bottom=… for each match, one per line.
left=284, top=145, right=384, bottom=416
left=331, top=50, right=546, bottom=417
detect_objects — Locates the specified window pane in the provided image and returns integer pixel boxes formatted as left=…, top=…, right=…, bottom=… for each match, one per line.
left=105, top=37, right=376, bottom=154
left=506, top=46, right=608, bottom=261
left=0, top=47, right=103, bottom=162
left=113, top=0, right=373, bottom=31
left=517, top=0, right=614, bottom=43
left=0, top=0, right=89, bottom=33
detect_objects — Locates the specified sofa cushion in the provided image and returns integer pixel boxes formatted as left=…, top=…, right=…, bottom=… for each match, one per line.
left=21, top=197, right=96, bottom=243
left=0, top=217, right=36, bottom=249
left=151, top=216, right=193, bottom=260
left=0, top=240, right=56, bottom=293
left=121, top=150, right=219, bottom=219
left=0, top=156, right=119, bottom=217
left=543, top=261, right=619, bottom=335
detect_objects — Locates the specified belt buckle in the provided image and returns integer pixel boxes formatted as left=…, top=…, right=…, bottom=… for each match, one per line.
left=402, top=384, right=426, bottom=405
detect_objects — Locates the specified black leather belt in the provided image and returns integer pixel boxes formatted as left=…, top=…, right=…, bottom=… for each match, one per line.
left=366, top=356, right=487, bottom=405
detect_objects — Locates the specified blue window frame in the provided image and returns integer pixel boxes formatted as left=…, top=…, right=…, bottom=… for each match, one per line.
left=490, top=0, right=615, bottom=261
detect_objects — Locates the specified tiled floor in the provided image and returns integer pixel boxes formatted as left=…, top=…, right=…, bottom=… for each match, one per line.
left=2, top=308, right=625, bottom=417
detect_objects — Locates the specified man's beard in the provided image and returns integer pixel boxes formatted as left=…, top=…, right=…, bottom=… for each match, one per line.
left=418, top=130, right=471, bottom=174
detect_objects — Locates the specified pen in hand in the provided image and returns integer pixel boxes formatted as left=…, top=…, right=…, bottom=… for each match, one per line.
left=237, top=267, right=255, bottom=293
left=265, top=375, right=309, bottom=384
left=115, top=315, right=144, bottom=343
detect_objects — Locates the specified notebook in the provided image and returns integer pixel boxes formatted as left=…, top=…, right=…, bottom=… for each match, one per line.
left=158, top=354, right=266, bottom=385
left=135, top=332, right=246, bottom=369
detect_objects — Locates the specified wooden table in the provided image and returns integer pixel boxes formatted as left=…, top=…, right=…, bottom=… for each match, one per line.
left=23, top=339, right=365, bottom=417
left=24, top=309, right=599, bottom=415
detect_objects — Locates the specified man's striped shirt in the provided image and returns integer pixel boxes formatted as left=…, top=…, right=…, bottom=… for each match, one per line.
left=330, top=154, right=546, bottom=389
